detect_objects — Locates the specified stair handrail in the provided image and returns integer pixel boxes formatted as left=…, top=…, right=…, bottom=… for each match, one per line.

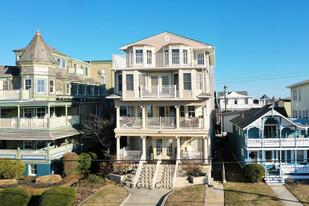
left=152, top=154, right=162, bottom=188
left=172, top=159, right=179, bottom=190
left=133, top=159, right=144, bottom=188
left=265, top=170, right=269, bottom=182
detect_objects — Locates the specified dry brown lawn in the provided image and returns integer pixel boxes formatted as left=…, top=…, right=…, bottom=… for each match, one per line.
left=165, top=184, right=205, bottom=206
left=285, top=183, right=309, bottom=206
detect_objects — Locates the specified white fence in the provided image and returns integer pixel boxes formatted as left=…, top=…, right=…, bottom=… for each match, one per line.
left=0, top=89, right=30, bottom=100
left=147, top=117, right=176, bottom=129
left=179, top=117, right=203, bottom=128
left=120, top=117, right=142, bottom=129
left=281, top=164, right=309, bottom=174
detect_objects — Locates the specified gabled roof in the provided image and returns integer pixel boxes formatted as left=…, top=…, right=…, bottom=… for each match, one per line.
left=218, top=91, right=248, bottom=97
left=18, top=30, right=58, bottom=64
left=0, top=65, right=21, bottom=77
left=260, top=94, right=270, bottom=99
left=120, top=32, right=214, bottom=51
left=286, top=79, right=309, bottom=88
left=13, top=45, right=66, bottom=56
left=230, top=105, right=288, bottom=129
left=218, top=91, right=252, bottom=99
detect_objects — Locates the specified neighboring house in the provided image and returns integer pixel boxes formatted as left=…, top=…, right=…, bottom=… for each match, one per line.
left=287, top=80, right=309, bottom=120
left=275, top=98, right=291, bottom=117
left=108, top=32, right=215, bottom=166
left=230, top=105, right=309, bottom=183
left=220, top=111, right=242, bottom=134
left=255, top=94, right=276, bottom=106
left=0, top=30, right=103, bottom=176
left=218, top=91, right=259, bottom=112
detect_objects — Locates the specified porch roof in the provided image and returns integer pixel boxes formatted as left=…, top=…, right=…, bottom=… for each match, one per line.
left=0, top=127, right=81, bottom=141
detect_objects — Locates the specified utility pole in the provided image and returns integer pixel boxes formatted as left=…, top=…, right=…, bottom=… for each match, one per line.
left=224, top=85, right=228, bottom=113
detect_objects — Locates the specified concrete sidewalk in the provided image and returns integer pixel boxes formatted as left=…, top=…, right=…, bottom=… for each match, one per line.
left=124, top=188, right=171, bottom=206
left=270, top=185, right=303, bottom=206
left=206, top=181, right=224, bottom=206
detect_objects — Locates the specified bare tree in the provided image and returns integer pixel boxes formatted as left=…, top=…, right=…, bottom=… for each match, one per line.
left=81, top=114, right=115, bottom=153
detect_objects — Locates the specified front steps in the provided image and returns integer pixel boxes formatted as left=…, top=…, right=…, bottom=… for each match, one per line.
left=265, top=175, right=284, bottom=185
left=136, top=164, right=156, bottom=188
left=155, top=164, right=175, bottom=189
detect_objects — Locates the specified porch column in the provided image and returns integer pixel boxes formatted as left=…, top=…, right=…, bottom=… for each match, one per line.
left=17, top=105, right=20, bottom=129
left=116, top=136, right=121, bottom=160
left=176, top=136, right=180, bottom=161
left=47, top=142, right=51, bottom=161
left=304, top=150, right=307, bottom=162
left=175, top=106, right=180, bottom=129
left=203, top=136, right=208, bottom=164
left=65, top=138, right=68, bottom=152
left=141, top=106, right=146, bottom=129
left=47, top=104, right=51, bottom=129
left=65, top=104, right=68, bottom=126
left=203, top=105, right=207, bottom=129
left=141, top=136, right=146, bottom=161
left=116, top=106, right=120, bottom=128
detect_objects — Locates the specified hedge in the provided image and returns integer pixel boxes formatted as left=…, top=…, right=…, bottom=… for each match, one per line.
left=0, top=158, right=25, bottom=179
left=39, top=186, right=76, bottom=206
left=0, top=187, right=31, bottom=206
left=76, top=153, right=92, bottom=174
left=62, top=152, right=78, bottom=177
left=243, top=163, right=265, bottom=183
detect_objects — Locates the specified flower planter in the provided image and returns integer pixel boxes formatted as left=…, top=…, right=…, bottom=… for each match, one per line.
left=109, top=173, right=125, bottom=183
left=188, top=175, right=208, bottom=184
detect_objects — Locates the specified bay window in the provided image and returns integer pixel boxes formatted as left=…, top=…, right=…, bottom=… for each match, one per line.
left=126, top=74, right=134, bottom=91
left=136, top=50, right=143, bottom=64
left=37, top=79, right=45, bottom=93
left=172, top=49, right=179, bottom=64
left=183, top=73, right=192, bottom=90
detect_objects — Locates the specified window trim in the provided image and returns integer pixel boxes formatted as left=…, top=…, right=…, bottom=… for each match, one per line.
left=126, top=74, right=134, bottom=91
left=62, top=59, right=66, bottom=69
left=146, top=50, right=152, bottom=65
left=172, top=49, right=180, bottom=64
left=66, top=83, right=71, bottom=95
left=24, top=79, right=32, bottom=90
left=29, top=164, right=37, bottom=176
left=49, top=80, right=55, bottom=94
left=135, top=49, right=143, bottom=64
left=197, top=53, right=205, bottom=65
left=183, top=73, right=192, bottom=91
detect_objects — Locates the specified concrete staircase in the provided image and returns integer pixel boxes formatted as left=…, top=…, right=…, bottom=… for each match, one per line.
left=265, top=174, right=284, bottom=185
left=122, top=166, right=137, bottom=187
left=156, top=164, right=175, bottom=189
left=136, top=164, right=156, bottom=188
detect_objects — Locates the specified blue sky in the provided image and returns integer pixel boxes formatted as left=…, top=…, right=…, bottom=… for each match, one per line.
left=0, top=0, right=308, bottom=98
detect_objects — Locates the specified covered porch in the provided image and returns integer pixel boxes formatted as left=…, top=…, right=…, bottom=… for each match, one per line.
left=116, top=135, right=210, bottom=164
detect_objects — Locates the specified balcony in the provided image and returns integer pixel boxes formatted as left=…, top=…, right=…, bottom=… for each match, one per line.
left=281, top=164, right=309, bottom=174
left=140, top=85, right=177, bottom=98
left=246, top=138, right=309, bottom=148
left=0, top=89, right=30, bottom=101
left=119, top=117, right=204, bottom=129
left=112, top=52, right=207, bottom=69
left=0, top=115, right=80, bottom=130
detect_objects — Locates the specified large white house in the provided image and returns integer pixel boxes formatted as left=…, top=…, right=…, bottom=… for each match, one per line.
left=108, top=32, right=215, bottom=188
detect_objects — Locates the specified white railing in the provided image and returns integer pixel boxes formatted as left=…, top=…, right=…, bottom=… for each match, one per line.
left=67, top=115, right=80, bottom=125
left=120, top=146, right=142, bottom=160
left=281, top=164, right=309, bottom=174
left=0, top=118, right=18, bottom=128
left=133, top=159, right=144, bottom=188
left=247, top=138, right=309, bottom=147
left=181, top=151, right=203, bottom=163
left=50, top=116, right=66, bottom=128
left=120, top=117, right=142, bottom=129
left=152, top=154, right=162, bottom=188
left=112, top=52, right=207, bottom=69
left=147, top=117, right=176, bottom=129
left=140, top=85, right=177, bottom=98
left=179, top=117, right=203, bottom=128
left=20, top=117, right=48, bottom=129
left=172, top=160, right=179, bottom=190
left=0, top=89, right=30, bottom=100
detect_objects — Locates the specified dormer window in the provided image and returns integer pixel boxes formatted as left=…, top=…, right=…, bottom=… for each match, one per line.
left=62, top=60, right=66, bottom=69
left=136, top=50, right=143, bottom=64
left=197, top=53, right=204, bottom=65
left=147, top=50, right=152, bottom=64
left=172, top=49, right=180, bottom=64
left=57, top=58, right=61, bottom=68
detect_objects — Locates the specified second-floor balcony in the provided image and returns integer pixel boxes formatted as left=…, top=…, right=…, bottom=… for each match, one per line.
left=119, top=116, right=204, bottom=129
left=0, top=89, right=30, bottom=101
left=0, top=115, right=79, bottom=130
left=246, top=138, right=309, bottom=148
left=140, top=85, right=177, bottom=98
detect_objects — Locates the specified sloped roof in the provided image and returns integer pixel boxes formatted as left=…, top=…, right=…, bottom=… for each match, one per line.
left=218, top=91, right=248, bottom=97
left=230, top=105, right=288, bottom=129
left=14, top=45, right=66, bottom=56
left=260, top=94, right=270, bottom=99
left=18, top=30, right=58, bottom=64
left=55, top=73, right=100, bottom=85
left=286, top=79, right=309, bottom=88
left=218, top=91, right=252, bottom=99
left=0, top=65, right=21, bottom=77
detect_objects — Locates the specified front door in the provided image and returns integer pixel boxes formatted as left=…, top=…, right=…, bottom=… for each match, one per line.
left=159, top=107, right=165, bottom=117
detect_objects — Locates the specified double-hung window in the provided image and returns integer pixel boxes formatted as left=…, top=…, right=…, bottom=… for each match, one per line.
left=299, top=89, right=302, bottom=101
left=136, top=50, right=143, bottom=64
left=183, top=49, right=188, bottom=64
left=62, top=60, right=66, bottom=69
left=293, top=90, right=297, bottom=101
left=164, top=49, right=169, bottom=65
left=126, top=74, right=134, bottom=91
left=66, top=83, right=70, bottom=95
left=49, top=80, right=55, bottom=94
left=3, top=81, right=8, bottom=90
left=0, top=109, right=7, bottom=118
left=57, top=58, right=61, bottom=68
left=37, top=80, right=45, bottom=93
left=197, top=53, right=204, bottom=65
left=183, top=73, right=192, bottom=90
left=147, top=50, right=152, bottom=64
left=139, top=73, right=146, bottom=90
left=25, top=79, right=31, bottom=89
left=173, top=73, right=179, bottom=90
left=29, top=164, right=37, bottom=176
left=37, top=108, right=46, bottom=118
left=188, top=106, right=195, bottom=118
left=24, top=108, right=32, bottom=118
left=24, top=141, right=32, bottom=149
left=264, top=125, right=277, bottom=138
left=196, top=72, right=203, bottom=90
left=172, top=49, right=180, bottom=64
left=117, top=74, right=122, bottom=92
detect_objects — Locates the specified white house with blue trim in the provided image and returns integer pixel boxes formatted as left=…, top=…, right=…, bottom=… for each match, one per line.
left=230, top=105, right=309, bottom=184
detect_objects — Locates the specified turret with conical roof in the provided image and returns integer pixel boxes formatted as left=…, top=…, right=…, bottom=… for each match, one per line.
left=18, top=30, right=57, bottom=65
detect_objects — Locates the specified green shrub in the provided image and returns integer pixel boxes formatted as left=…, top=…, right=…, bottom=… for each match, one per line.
left=0, top=187, right=31, bottom=206
left=243, top=163, right=265, bottom=183
left=76, top=153, right=92, bottom=174
left=0, top=158, right=25, bottom=179
left=62, top=152, right=78, bottom=177
left=39, top=186, right=76, bottom=206
left=75, top=174, right=106, bottom=188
